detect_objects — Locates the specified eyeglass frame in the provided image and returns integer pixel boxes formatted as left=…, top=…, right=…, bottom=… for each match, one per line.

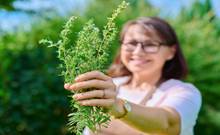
left=121, top=40, right=167, bottom=53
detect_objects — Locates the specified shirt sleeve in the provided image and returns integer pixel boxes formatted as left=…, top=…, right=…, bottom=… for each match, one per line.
left=159, top=84, right=202, bottom=135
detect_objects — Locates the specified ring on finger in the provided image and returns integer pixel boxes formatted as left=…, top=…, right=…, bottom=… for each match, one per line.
left=102, top=90, right=106, bottom=98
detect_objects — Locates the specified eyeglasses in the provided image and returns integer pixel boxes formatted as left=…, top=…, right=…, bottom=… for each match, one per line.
left=122, top=40, right=166, bottom=53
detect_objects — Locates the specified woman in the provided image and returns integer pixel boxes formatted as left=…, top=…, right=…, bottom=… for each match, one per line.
left=64, top=17, right=202, bottom=135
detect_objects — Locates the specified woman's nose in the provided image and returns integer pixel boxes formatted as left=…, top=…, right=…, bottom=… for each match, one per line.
left=133, top=43, right=145, bottom=54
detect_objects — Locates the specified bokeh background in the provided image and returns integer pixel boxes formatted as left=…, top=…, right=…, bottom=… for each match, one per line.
left=0, top=0, right=220, bottom=135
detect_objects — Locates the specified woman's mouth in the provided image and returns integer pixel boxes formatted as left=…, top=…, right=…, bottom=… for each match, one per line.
left=130, top=59, right=151, bottom=65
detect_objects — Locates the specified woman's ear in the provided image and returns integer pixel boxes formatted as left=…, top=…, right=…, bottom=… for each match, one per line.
left=167, top=45, right=176, bottom=60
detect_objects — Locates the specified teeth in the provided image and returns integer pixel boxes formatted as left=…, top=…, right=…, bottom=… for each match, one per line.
left=132, top=59, right=150, bottom=62
left=133, top=59, right=145, bottom=61
left=131, top=59, right=148, bottom=64
left=130, top=58, right=152, bottom=65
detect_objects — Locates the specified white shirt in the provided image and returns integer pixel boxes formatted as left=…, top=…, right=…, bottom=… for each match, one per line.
left=83, top=76, right=202, bottom=135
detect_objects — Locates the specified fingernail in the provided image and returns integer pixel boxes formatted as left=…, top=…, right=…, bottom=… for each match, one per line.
left=74, top=77, right=79, bottom=81
left=64, top=83, right=69, bottom=89
left=70, top=85, right=75, bottom=89
left=73, top=95, right=78, bottom=100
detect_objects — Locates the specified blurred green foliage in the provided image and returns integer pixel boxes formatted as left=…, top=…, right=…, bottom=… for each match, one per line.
left=172, top=1, right=220, bottom=134
left=0, top=0, right=219, bottom=135
left=0, top=0, right=16, bottom=10
left=0, top=18, right=71, bottom=135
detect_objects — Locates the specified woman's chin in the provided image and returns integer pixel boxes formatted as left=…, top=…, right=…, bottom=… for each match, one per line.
left=128, top=65, right=149, bottom=73
left=128, top=61, right=151, bottom=70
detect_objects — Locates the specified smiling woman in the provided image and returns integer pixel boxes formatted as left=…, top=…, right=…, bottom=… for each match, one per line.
left=64, top=17, right=202, bottom=135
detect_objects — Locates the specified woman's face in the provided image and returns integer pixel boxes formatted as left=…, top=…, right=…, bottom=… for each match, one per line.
left=120, top=24, right=176, bottom=76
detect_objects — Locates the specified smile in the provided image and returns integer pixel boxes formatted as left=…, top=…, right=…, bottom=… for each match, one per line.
left=130, top=59, right=151, bottom=65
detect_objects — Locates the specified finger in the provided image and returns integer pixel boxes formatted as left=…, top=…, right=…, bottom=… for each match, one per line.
left=73, top=89, right=117, bottom=100
left=102, top=90, right=117, bottom=99
left=79, top=99, right=115, bottom=107
left=73, top=90, right=104, bottom=100
left=70, top=79, right=114, bottom=91
left=75, top=70, right=111, bottom=82
left=64, top=83, right=71, bottom=90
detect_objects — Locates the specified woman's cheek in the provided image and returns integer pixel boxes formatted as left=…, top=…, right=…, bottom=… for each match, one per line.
left=120, top=51, right=130, bottom=66
left=152, top=57, right=167, bottom=71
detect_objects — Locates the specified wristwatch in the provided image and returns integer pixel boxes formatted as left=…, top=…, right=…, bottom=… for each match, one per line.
left=115, top=99, right=132, bottom=119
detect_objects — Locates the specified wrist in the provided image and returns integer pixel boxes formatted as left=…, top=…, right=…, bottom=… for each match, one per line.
left=110, top=98, right=131, bottom=119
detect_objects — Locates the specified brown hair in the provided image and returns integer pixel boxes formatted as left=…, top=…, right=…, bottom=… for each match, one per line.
left=107, top=17, right=188, bottom=81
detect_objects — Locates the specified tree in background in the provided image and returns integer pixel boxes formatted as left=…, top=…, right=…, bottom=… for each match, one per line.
left=0, top=0, right=16, bottom=10
left=172, top=0, right=220, bottom=134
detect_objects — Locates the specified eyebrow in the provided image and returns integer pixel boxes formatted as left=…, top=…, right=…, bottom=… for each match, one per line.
left=127, top=39, right=158, bottom=43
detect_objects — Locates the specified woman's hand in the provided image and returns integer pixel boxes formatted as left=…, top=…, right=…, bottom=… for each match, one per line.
left=64, top=70, right=124, bottom=115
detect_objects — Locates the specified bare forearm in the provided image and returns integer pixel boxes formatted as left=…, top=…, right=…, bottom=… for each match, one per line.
left=120, top=102, right=170, bottom=134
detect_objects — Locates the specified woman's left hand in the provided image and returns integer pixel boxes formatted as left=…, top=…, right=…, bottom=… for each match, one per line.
left=64, top=70, right=118, bottom=109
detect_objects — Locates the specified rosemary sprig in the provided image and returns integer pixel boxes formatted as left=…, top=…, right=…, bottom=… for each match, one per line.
left=40, top=1, right=129, bottom=134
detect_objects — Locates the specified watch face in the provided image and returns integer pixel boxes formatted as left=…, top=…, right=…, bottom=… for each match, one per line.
left=124, top=100, right=132, bottom=112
